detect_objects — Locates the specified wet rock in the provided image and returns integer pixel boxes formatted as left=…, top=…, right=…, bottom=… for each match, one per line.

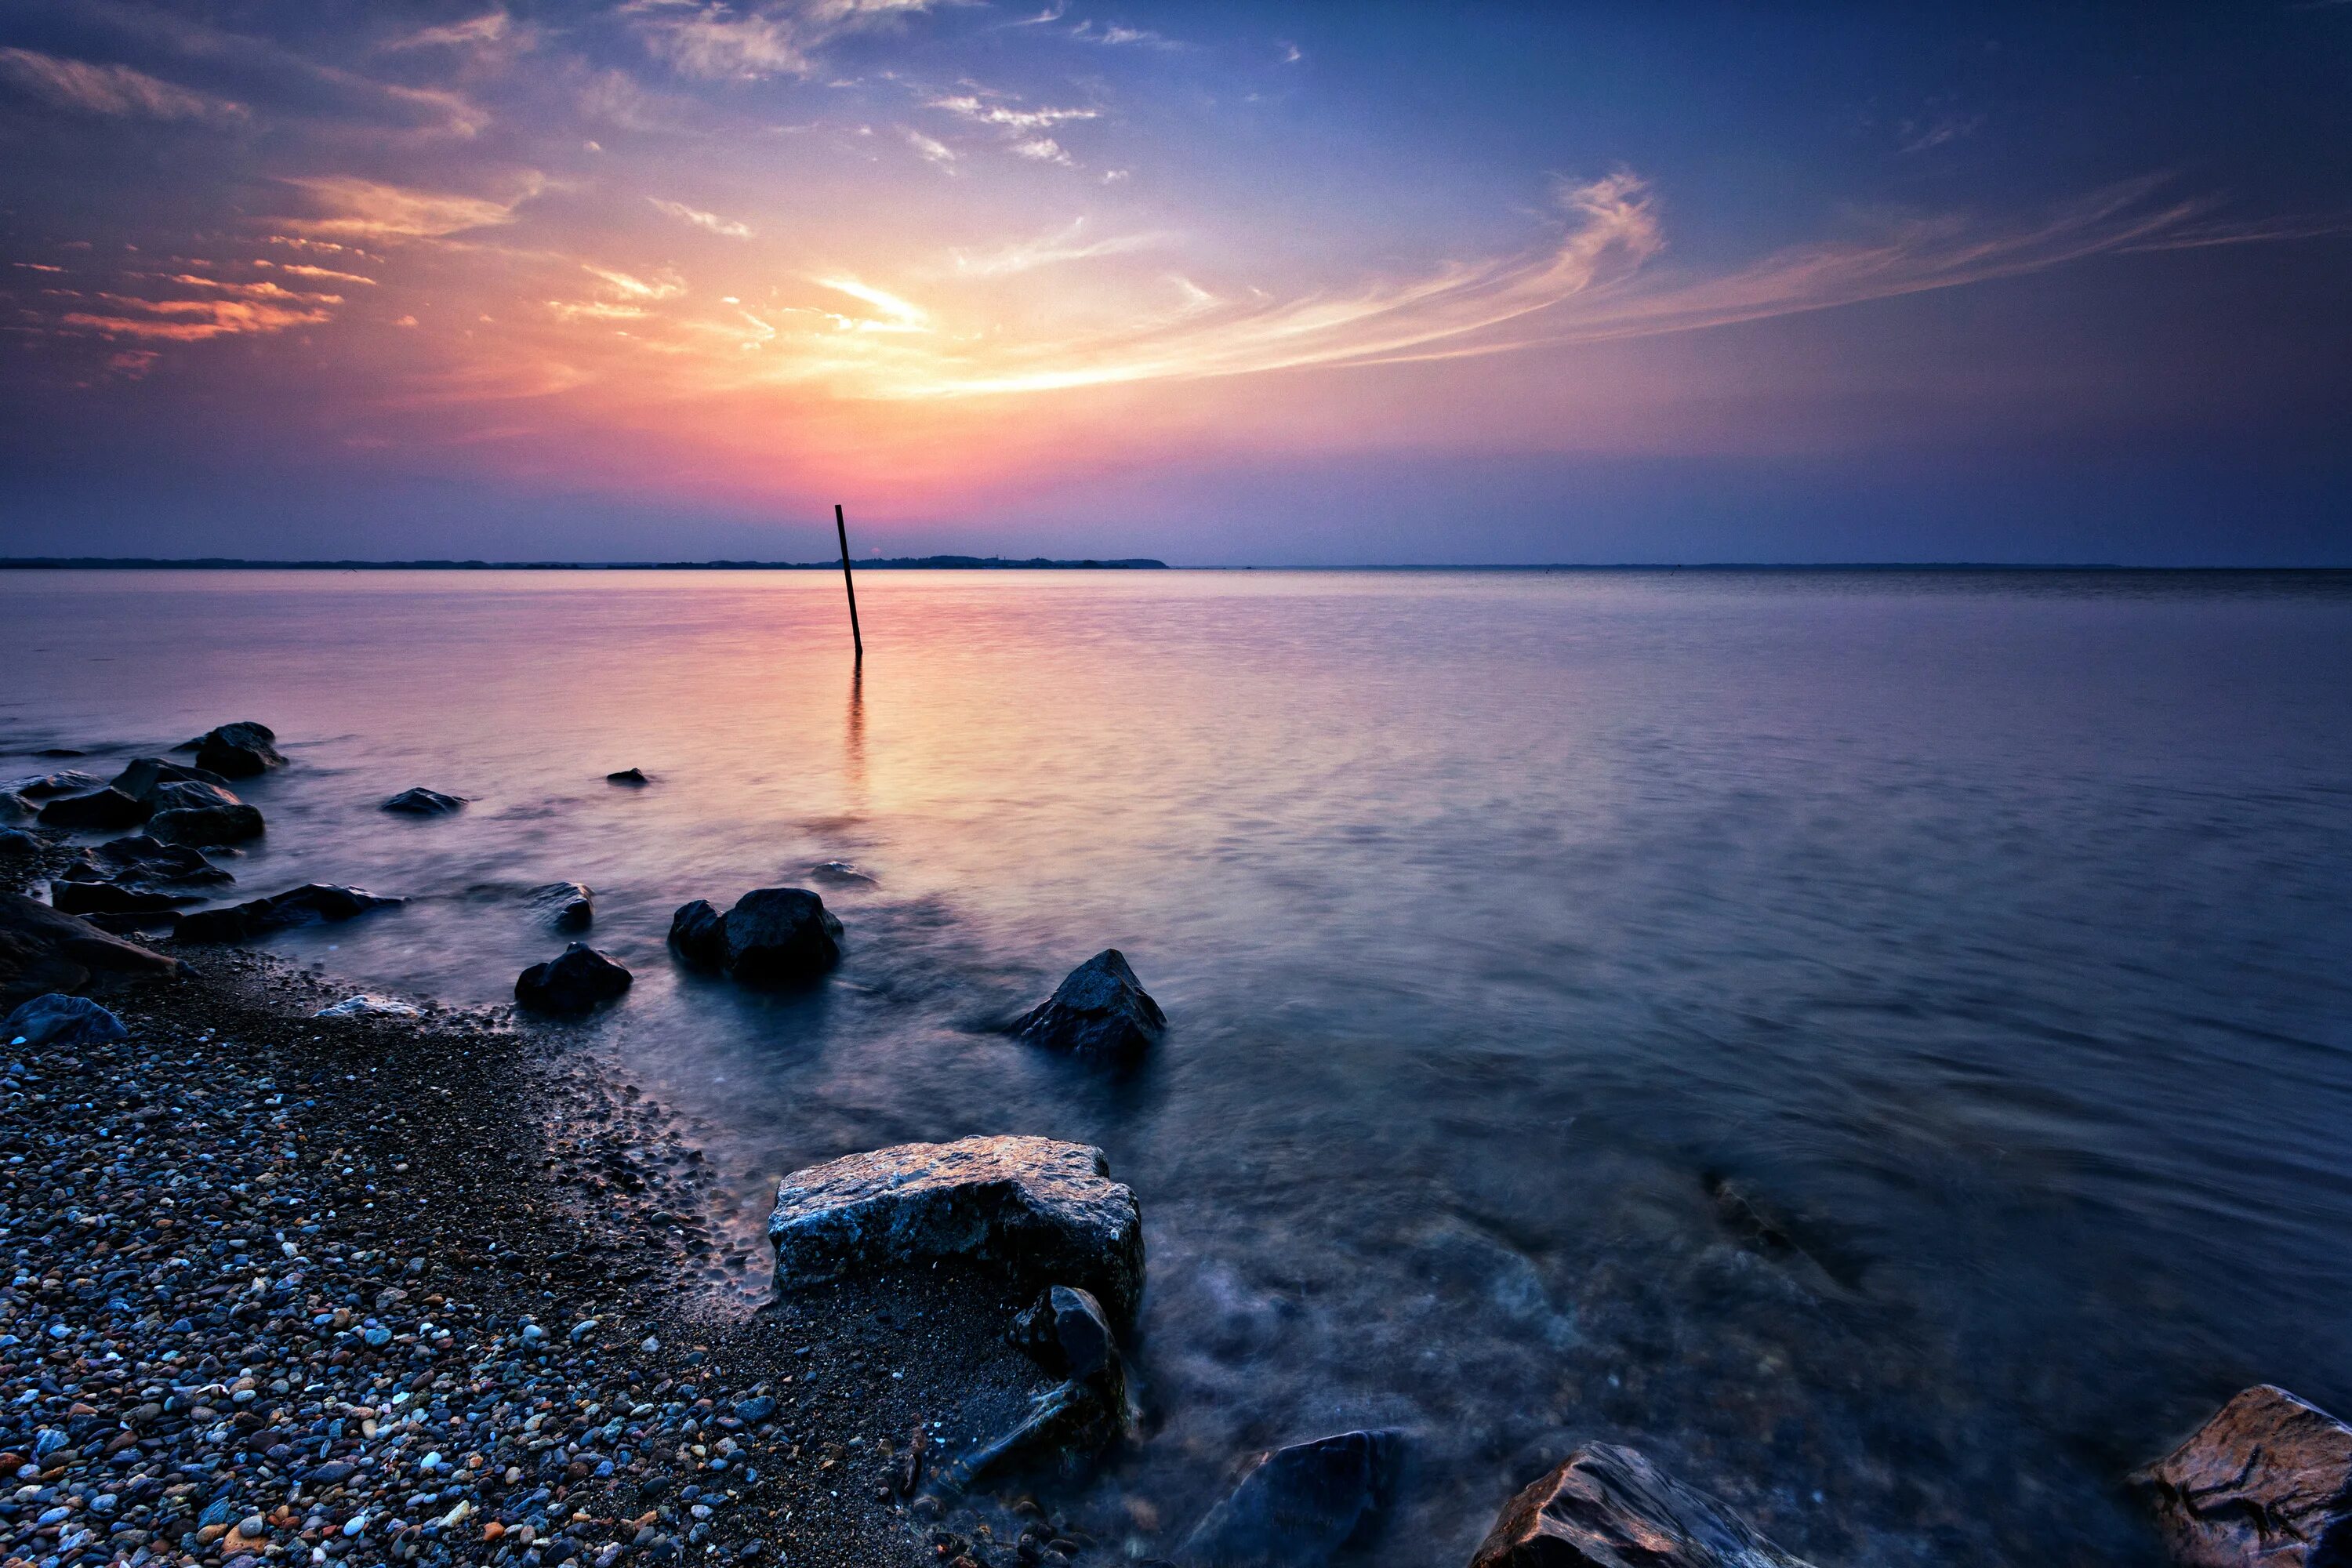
left=8, top=769, right=104, bottom=800
left=516, top=942, right=633, bottom=1014
left=2134, top=1385, right=2352, bottom=1568
left=49, top=880, right=189, bottom=916
left=809, top=862, right=877, bottom=887
left=383, top=786, right=466, bottom=815
left=3, top=992, right=129, bottom=1048
left=770, top=1135, right=1145, bottom=1326
left=193, top=720, right=285, bottom=778
left=668, top=899, right=728, bottom=969
left=1467, top=1443, right=1815, bottom=1568
left=532, top=880, right=596, bottom=932
left=607, top=768, right=650, bottom=786
left=148, top=782, right=265, bottom=846
left=1011, top=1284, right=1119, bottom=1387
left=1178, top=1430, right=1402, bottom=1568
left=315, top=994, right=421, bottom=1018
left=721, top=887, right=842, bottom=986
left=38, top=786, right=151, bottom=831
left=175, top=884, right=404, bottom=942
left=927, top=1374, right=1124, bottom=1499
left=89, top=833, right=233, bottom=886
left=110, top=756, right=230, bottom=804
left=1013, top=949, right=1165, bottom=1063
left=0, top=891, right=179, bottom=1006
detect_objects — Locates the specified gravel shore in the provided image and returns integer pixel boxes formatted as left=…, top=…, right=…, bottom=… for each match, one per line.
left=0, top=949, right=1068, bottom=1568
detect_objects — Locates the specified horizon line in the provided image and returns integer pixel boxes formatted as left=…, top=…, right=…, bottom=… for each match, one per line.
left=3, top=557, right=2351, bottom=573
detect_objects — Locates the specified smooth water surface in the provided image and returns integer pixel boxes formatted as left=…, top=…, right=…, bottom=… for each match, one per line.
left=7, top=568, right=2352, bottom=1566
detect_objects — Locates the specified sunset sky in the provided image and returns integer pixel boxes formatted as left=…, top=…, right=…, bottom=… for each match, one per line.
left=2, top=2, right=2347, bottom=563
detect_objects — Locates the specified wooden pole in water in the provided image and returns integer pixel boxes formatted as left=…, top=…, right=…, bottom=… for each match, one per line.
left=833, top=502, right=864, bottom=660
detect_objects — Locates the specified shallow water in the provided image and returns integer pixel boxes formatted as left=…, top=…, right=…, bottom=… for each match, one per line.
left=8, top=567, right=2352, bottom=1564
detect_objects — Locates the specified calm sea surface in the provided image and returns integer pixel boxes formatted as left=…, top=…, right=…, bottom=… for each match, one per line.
left=6, top=568, right=2352, bottom=1564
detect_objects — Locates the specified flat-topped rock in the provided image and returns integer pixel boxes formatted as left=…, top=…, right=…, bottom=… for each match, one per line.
left=175, top=884, right=403, bottom=943
left=1468, top=1443, right=1817, bottom=1568
left=2135, top=1385, right=2352, bottom=1568
left=1178, top=1430, right=1403, bottom=1568
left=768, top=1135, right=1143, bottom=1326
left=0, top=892, right=180, bottom=1007
left=1014, top=948, right=1166, bottom=1062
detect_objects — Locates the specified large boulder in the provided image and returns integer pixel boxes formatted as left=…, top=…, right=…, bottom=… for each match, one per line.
left=383, top=786, right=466, bottom=815
left=1014, top=949, right=1166, bottom=1062
left=721, top=887, right=842, bottom=985
left=4, top=992, right=129, bottom=1049
left=193, top=722, right=284, bottom=779
left=1467, top=1443, right=1817, bottom=1568
left=768, top=1135, right=1144, bottom=1327
left=530, top=881, right=595, bottom=933
left=1178, top=1431, right=1403, bottom=1568
left=175, top=884, right=403, bottom=943
left=667, top=898, right=728, bottom=969
left=143, top=781, right=264, bottom=845
left=110, top=757, right=229, bottom=804
left=0, top=892, right=179, bottom=1008
left=514, top=943, right=633, bottom=1014
left=38, top=787, right=151, bottom=832
left=2134, top=1385, right=2352, bottom=1568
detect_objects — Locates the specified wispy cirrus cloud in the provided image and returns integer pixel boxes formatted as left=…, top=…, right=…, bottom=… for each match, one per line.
left=949, top=219, right=1167, bottom=275
left=648, top=197, right=754, bottom=238
left=0, top=47, right=247, bottom=123
left=275, top=176, right=540, bottom=239
left=631, top=0, right=962, bottom=80
left=63, top=296, right=334, bottom=342
left=903, top=127, right=957, bottom=165
left=380, top=10, right=516, bottom=52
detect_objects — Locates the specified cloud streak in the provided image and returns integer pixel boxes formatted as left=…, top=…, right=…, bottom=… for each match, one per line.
left=648, top=197, right=754, bottom=238
left=0, top=48, right=247, bottom=123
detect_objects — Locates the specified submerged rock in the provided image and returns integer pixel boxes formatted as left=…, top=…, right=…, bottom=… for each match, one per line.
left=38, top=786, right=151, bottom=832
left=515, top=942, right=633, bottom=1014
left=175, top=884, right=403, bottom=942
left=667, top=898, right=728, bottom=969
left=89, top=833, right=233, bottom=886
left=606, top=767, right=650, bottom=786
left=1468, top=1443, right=1816, bottom=1568
left=2134, top=1385, right=2352, bottom=1568
left=316, top=994, right=421, bottom=1018
left=383, top=786, right=466, bottom=815
left=3, top=992, right=129, bottom=1049
left=1178, top=1430, right=1403, bottom=1568
left=0, top=892, right=180, bottom=1007
left=809, top=861, right=877, bottom=887
left=1014, top=949, right=1166, bottom=1062
left=9, top=770, right=103, bottom=800
left=193, top=720, right=284, bottom=778
left=721, top=887, right=843, bottom=985
left=531, top=880, right=595, bottom=933
left=109, top=757, right=229, bottom=804
left=768, top=1135, right=1145, bottom=1326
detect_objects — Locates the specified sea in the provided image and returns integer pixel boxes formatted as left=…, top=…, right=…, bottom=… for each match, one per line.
left=6, top=565, right=2350, bottom=1565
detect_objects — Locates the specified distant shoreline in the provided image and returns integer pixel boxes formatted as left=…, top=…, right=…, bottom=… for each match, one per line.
left=2, top=558, right=2347, bottom=573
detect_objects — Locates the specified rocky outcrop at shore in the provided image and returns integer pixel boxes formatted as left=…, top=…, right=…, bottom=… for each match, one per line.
left=0, top=890, right=179, bottom=1007
left=515, top=942, right=633, bottom=1014
left=669, top=888, right=843, bottom=986
left=383, top=786, right=466, bottom=815
left=1013, top=949, right=1165, bottom=1063
left=1178, top=1429, right=1401, bottom=1568
left=2134, top=1385, right=2352, bottom=1568
left=768, top=1135, right=1145, bottom=1327
left=174, top=883, right=404, bottom=942
left=1468, top=1443, right=1817, bottom=1568
left=190, top=719, right=285, bottom=777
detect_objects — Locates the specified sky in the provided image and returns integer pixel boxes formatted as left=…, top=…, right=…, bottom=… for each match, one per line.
left=1, top=2, right=2347, bottom=564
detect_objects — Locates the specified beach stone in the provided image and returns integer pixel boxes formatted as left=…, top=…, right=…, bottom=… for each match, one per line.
left=2134, top=1385, right=2352, bottom=1568
left=1011, top=1284, right=1118, bottom=1385
left=383, top=786, right=466, bottom=815
left=1178, top=1430, right=1402, bottom=1568
left=175, top=884, right=404, bottom=942
left=1014, top=949, right=1166, bottom=1062
left=148, top=782, right=265, bottom=845
left=109, top=757, right=230, bottom=804
left=768, top=1135, right=1144, bottom=1326
left=90, top=833, right=232, bottom=886
left=0, top=892, right=180, bottom=1007
left=3, top=993, right=129, bottom=1049
left=607, top=768, right=649, bottom=786
left=721, top=887, right=842, bottom=985
left=49, top=880, right=187, bottom=916
left=316, top=995, right=421, bottom=1018
left=532, top=881, right=596, bottom=933
left=9, top=770, right=103, bottom=800
left=668, top=899, right=728, bottom=969
left=38, top=786, right=151, bottom=831
left=193, top=721, right=284, bottom=778
left=515, top=942, right=633, bottom=1014
left=1467, top=1443, right=1816, bottom=1568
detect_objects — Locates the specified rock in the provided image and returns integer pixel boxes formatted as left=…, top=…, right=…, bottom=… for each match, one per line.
left=2133, top=1385, right=2352, bottom=1568
left=927, top=1374, right=1124, bottom=1501
left=720, top=887, right=843, bottom=986
left=315, top=995, right=421, bottom=1018
left=8, top=770, right=103, bottom=800
left=193, top=722, right=284, bottom=778
left=769, top=1135, right=1144, bottom=1326
left=89, top=834, right=232, bottom=886
left=607, top=768, right=650, bottom=786
left=147, top=783, right=265, bottom=846
left=1466, top=1443, right=1816, bottom=1568
left=383, top=786, right=466, bottom=815
left=3, top=993, right=129, bottom=1049
left=0, top=829, right=42, bottom=855
left=0, top=893, right=179, bottom=1007
left=38, top=787, right=151, bottom=832
left=1011, top=1284, right=1119, bottom=1386
left=49, top=880, right=189, bottom=917
left=109, top=757, right=230, bottom=804
left=808, top=862, right=877, bottom=887
left=667, top=899, right=728, bottom=969
left=515, top=943, right=633, bottom=1014
left=531, top=882, right=595, bottom=933
left=1013, top=949, right=1165, bottom=1063
left=1178, top=1431, right=1402, bottom=1568
left=31, top=747, right=84, bottom=758
left=174, top=884, right=404, bottom=942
